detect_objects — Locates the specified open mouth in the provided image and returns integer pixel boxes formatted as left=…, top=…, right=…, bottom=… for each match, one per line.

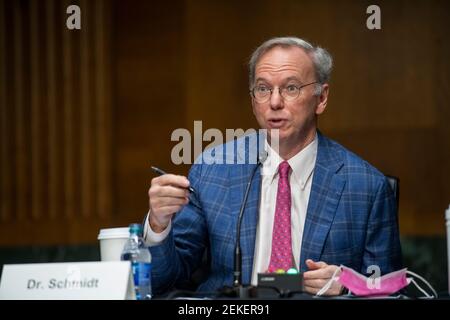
left=268, top=119, right=286, bottom=128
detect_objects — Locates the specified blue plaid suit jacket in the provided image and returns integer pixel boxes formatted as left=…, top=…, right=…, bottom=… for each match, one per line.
left=149, top=131, right=402, bottom=294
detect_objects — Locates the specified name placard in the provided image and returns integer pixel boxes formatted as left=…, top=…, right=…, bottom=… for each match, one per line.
left=0, top=261, right=135, bottom=300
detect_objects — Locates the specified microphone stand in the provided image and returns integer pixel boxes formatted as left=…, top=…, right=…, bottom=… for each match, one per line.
left=224, top=152, right=266, bottom=298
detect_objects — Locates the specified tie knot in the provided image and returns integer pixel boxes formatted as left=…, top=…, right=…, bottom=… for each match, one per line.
left=278, top=161, right=290, bottom=179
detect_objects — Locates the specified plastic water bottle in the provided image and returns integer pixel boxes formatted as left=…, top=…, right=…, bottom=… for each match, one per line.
left=121, top=223, right=152, bottom=300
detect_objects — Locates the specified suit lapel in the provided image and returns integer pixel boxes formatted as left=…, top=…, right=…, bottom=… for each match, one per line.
left=228, top=132, right=345, bottom=280
left=299, top=133, right=346, bottom=271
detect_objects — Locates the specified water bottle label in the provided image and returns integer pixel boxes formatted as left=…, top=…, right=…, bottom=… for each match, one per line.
left=132, top=262, right=151, bottom=285
left=131, top=262, right=152, bottom=300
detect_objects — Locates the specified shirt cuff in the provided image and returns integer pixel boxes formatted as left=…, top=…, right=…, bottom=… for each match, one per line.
left=143, top=212, right=171, bottom=247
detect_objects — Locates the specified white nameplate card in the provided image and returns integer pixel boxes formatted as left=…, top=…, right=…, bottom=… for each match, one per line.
left=0, top=261, right=135, bottom=300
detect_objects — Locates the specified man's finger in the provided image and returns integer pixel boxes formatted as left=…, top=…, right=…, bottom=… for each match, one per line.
left=153, top=174, right=190, bottom=189
left=150, top=185, right=189, bottom=199
left=304, top=265, right=340, bottom=280
left=305, top=259, right=327, bottom=270
left=303, top=278, right=328, bottom=289
left=157, top=205, right=185, bottom=215
left=303, top=268, right=331, bottom=280
left=303, top=285, right=319, bottom=295
left=153, top=196, right=189, bottom=208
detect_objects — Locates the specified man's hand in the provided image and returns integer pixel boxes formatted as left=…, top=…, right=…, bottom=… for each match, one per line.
left=303, top=259, right=342, bottom=296
left=148, top=174, right=190, bottom=233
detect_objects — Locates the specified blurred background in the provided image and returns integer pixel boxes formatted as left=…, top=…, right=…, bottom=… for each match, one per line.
left=0, top=0, right=449, bottom=292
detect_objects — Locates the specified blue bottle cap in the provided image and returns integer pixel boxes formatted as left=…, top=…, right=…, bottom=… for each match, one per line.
left=129, top=223, right=143, bottom=235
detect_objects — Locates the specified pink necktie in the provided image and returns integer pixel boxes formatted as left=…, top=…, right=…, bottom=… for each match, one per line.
left=268, top=160, right=292, bottom=272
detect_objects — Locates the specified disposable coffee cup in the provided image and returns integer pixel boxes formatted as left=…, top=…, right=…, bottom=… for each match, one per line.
left=98, top=227, right=130, bottom=261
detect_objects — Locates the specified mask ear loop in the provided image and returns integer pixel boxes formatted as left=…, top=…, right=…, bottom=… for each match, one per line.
left=406, top=271, right=438, bottom=298
left=315, top=267, right=341, bottom=296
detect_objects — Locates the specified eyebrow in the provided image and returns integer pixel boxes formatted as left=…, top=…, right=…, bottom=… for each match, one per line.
left=255, top=76, right=302, bottom=84
left=284, top=76, right=301, bottom=82
left=255, top=77, right=269, bottom=83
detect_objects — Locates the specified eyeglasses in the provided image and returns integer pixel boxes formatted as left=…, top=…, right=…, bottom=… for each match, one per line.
left=250, top=81, right=318, bottom=103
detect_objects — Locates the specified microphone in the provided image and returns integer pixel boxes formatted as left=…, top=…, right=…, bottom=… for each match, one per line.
left=232, top=150, right=268, bottom=294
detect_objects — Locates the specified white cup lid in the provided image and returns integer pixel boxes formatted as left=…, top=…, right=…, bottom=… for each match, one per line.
left=97, top=227, right=130, bottom=240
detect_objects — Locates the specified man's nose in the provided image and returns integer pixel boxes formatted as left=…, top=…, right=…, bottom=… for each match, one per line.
left=270, top=88, right=284, bottom=110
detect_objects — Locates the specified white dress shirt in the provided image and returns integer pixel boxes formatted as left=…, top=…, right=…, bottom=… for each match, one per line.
left=251, top=135, right=317, bottom=285
left=143, top=134, right=318, bottom=287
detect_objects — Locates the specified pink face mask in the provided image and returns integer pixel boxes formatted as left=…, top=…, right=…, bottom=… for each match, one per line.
left=315, top=265, right=437, bottom=298
left=338, top=266, right=409, bottom=296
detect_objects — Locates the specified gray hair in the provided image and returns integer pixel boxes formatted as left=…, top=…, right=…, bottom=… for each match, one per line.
left=248, top=37, right=333, bottom=95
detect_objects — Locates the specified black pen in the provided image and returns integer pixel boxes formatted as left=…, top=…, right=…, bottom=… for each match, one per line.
left=151, top=166, right=196, bottom=195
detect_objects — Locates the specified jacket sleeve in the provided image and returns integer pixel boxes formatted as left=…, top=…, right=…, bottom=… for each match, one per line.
left=361, top=176, right=403, bottom=275
left=149, top=162, right=208, bottom=294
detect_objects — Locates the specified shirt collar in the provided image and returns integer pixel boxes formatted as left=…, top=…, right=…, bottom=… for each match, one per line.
left=263, top=133, right=318, bottom=190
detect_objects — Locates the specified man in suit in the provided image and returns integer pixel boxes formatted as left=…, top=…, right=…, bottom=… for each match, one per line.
left=144, top=37, right=402, bottom=296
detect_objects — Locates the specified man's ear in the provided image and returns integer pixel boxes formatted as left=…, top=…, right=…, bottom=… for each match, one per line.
left=315, top=83, right=329, bottom=115
left=251, top=97, right=257, bottom=116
